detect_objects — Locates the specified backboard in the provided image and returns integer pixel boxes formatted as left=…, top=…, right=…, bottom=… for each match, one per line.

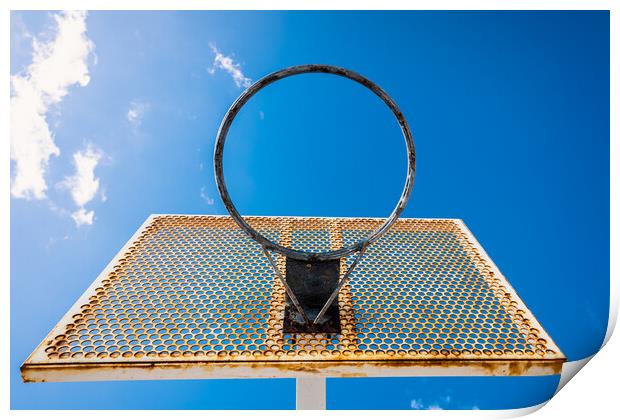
left=21, top=214, right=565, bottom=383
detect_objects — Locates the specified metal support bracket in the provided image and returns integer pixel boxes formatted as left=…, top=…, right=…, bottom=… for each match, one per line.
left=263, top=244, right=368, bottom=334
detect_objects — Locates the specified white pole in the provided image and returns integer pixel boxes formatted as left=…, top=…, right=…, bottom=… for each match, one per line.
left=296, top=377, right=326, bottom=410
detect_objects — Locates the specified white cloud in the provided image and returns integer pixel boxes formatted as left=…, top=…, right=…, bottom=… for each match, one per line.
left=10, top=11, right=94, bottom=199
left=100, top=186, right=108, bottom=202
left=61, top=145, right=103, bottom=226
left=410, top=399, right=423, bottom=409
left=71, top=208, right=95, bottom=226
left=259, top=110, right=265, bottom=120
left=410, top=398, right=443, bottom=410
left=127, top=100, right=149, bottom=126
left=410, top=395, right=478, bottom=410
left=45, top=234, right=71, bottom=254
left=208, top=43, right=252, bottom=88
left=200, top=186, right=214, bottom=205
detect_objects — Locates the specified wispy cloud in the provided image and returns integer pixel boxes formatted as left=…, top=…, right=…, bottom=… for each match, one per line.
left=60, top=145, right=103, bottom=226
left=208, top=43, right=252, bottom=88
left=127, top=100, right=149, bottom=126
left=410, top=399, right=444, bottom=410
left=10, top=11, right=94, bottom=199
left=100, top=186, right=108, bottom=202
left=410, top=399, right=424, bottom=409
left=410, top=395, right=479, bottom=410
left=71, top=208, right=94, bottom=226
left=200, top=186, right=214, bottom=205
left=45, top=234, right=71, bottom=254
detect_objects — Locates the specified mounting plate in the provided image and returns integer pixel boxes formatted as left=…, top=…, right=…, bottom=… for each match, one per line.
left=283, top=257, right=341, bottom=333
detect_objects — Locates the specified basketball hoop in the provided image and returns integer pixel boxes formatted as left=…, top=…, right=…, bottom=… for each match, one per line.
left=213, top=64, right=416, bottom=331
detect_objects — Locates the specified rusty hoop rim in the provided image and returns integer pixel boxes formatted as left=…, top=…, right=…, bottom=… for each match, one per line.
left=213, top=64, right=416, bottom=261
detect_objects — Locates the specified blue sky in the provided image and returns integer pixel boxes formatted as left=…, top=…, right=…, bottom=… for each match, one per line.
left=10, top=11, right=609, bottom=409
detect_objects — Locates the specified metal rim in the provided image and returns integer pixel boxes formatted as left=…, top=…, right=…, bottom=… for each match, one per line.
left=213, top=64, right=416, bottom=261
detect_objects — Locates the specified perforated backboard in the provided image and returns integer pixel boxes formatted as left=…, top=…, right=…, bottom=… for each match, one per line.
left=22, top=215, right=564, bottom=382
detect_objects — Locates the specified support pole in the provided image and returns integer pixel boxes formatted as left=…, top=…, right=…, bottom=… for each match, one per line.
left=296, top=377, right=326, bottom=410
